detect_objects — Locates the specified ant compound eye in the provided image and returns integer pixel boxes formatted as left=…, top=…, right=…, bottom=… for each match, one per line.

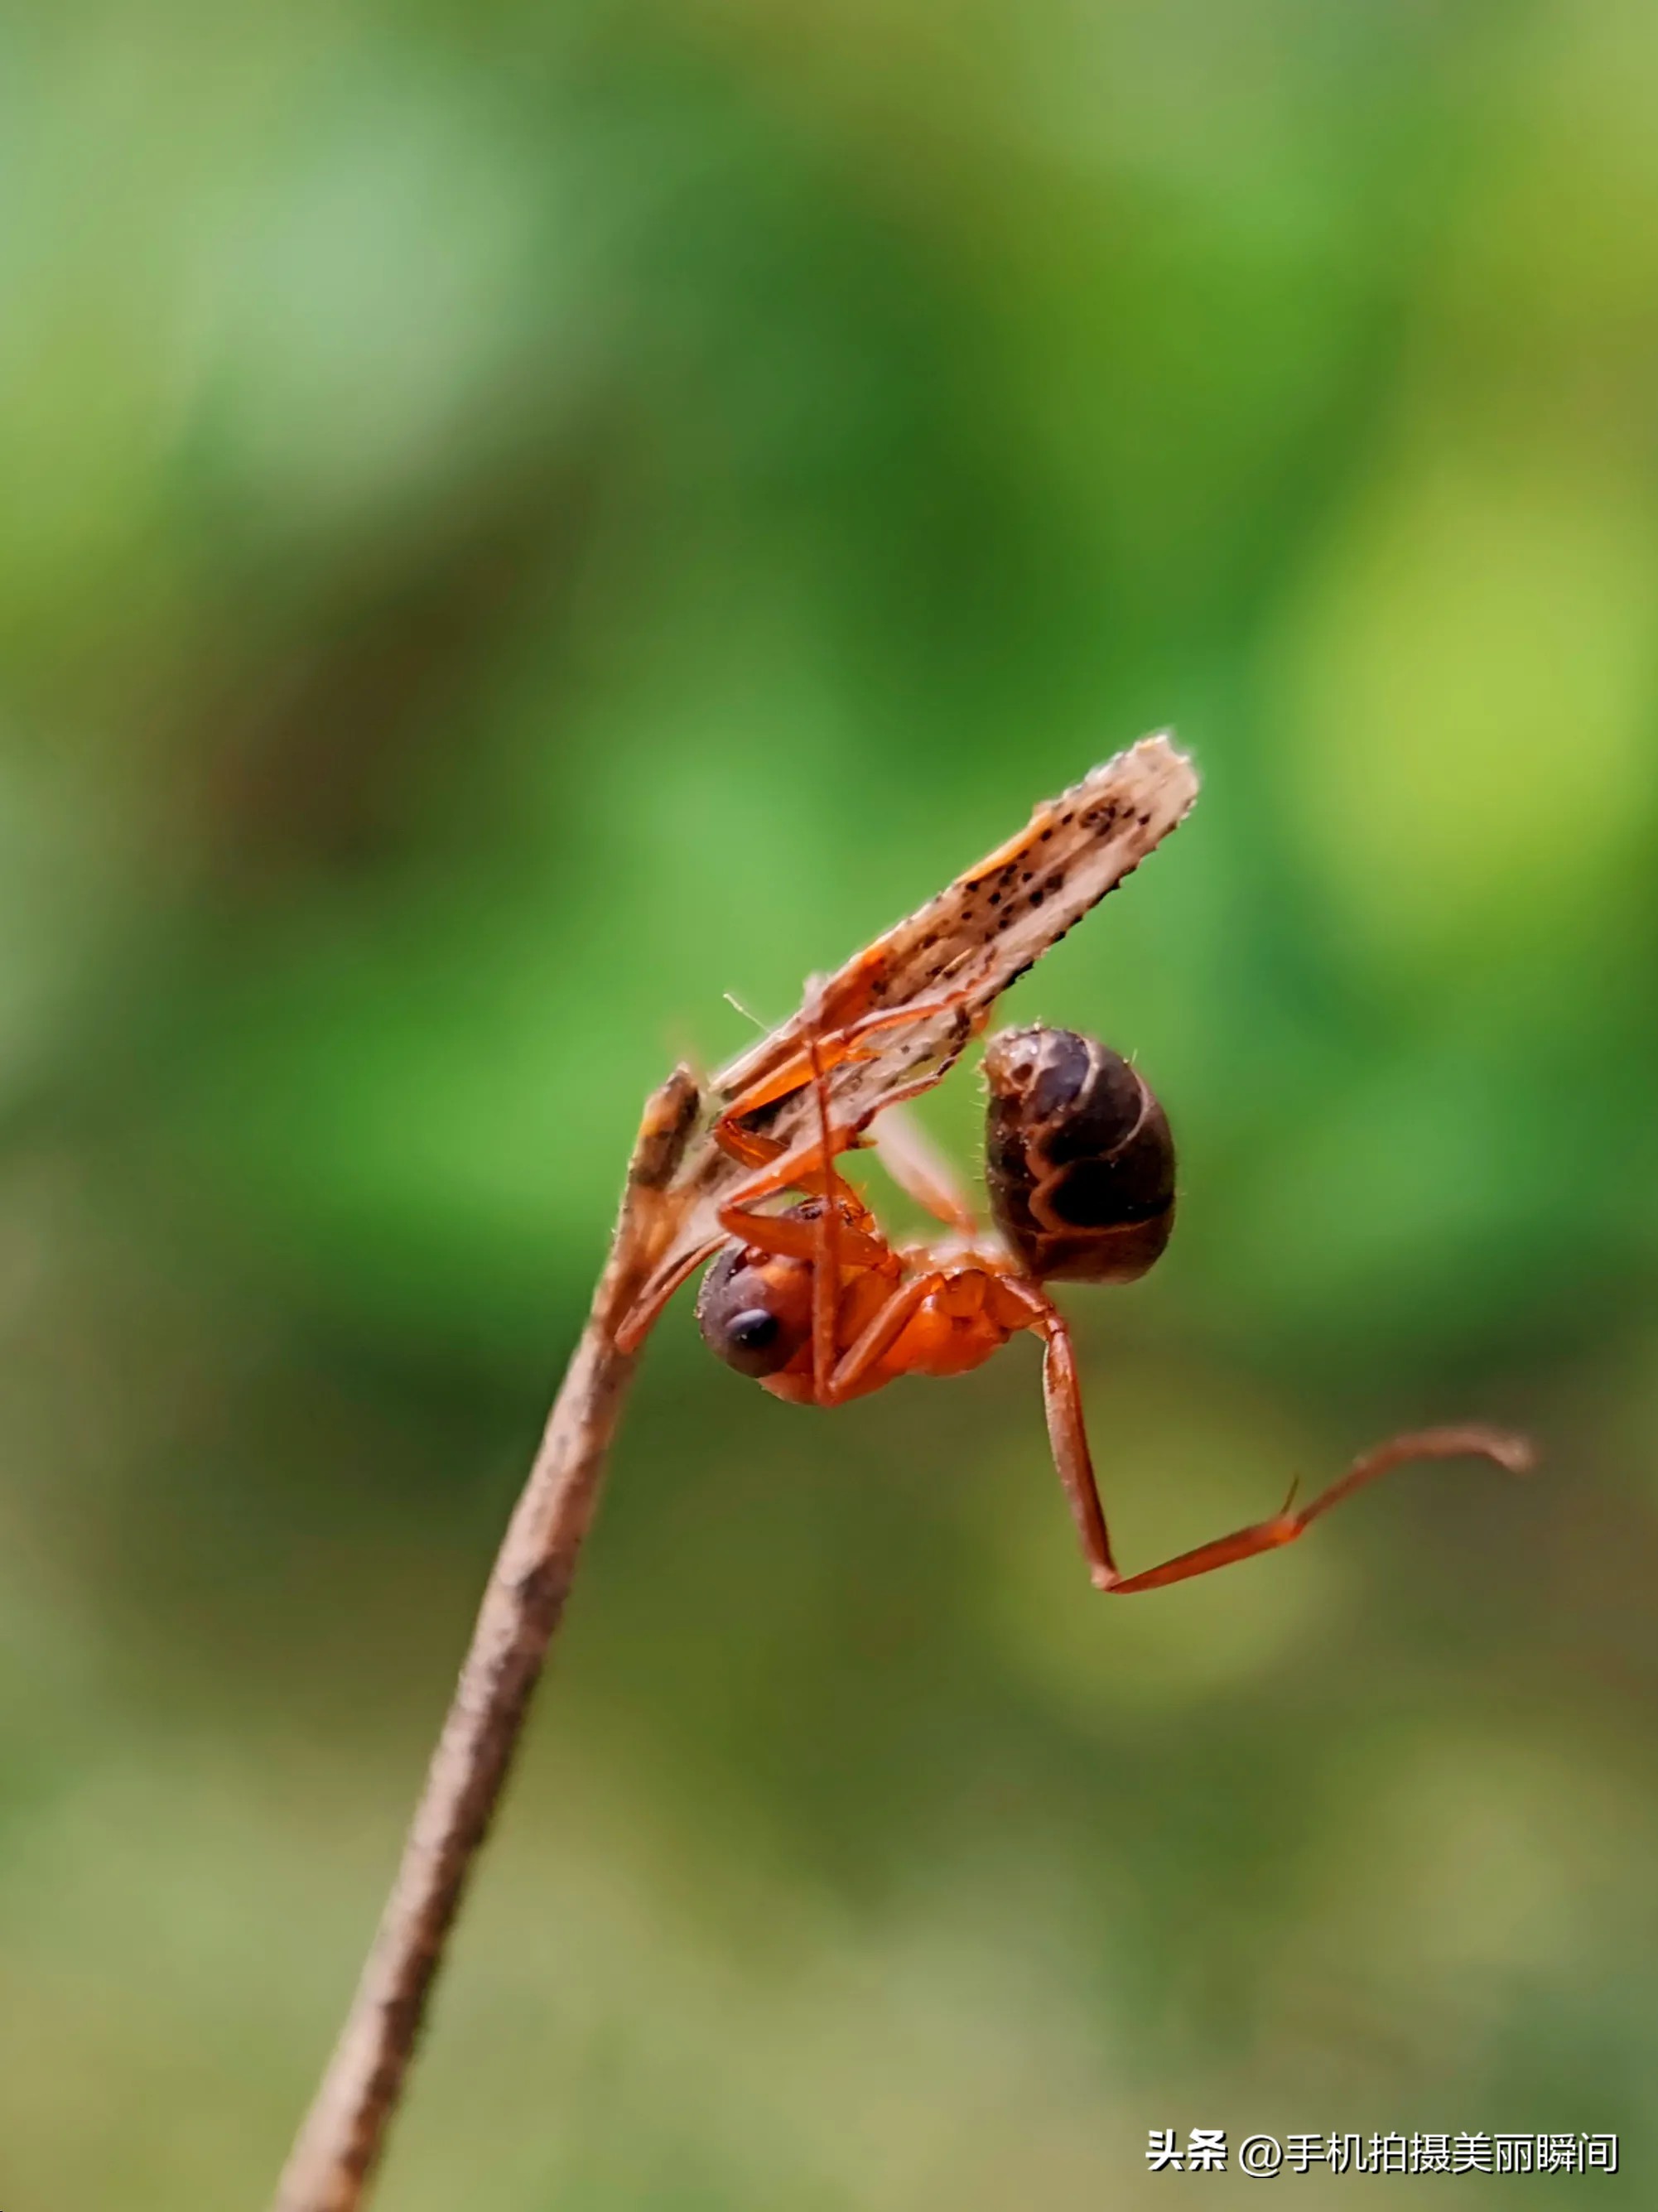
left=726, top=1308, right=779, bottom=1355
left=696, top=1251, right=809, bottom=1378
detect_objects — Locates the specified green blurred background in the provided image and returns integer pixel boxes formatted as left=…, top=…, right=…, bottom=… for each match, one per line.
left=2, top=1, right=1656, bottom=2205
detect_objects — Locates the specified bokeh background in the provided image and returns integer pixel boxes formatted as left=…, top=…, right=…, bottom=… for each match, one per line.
left=3, top=1, right=1656, bottom=2205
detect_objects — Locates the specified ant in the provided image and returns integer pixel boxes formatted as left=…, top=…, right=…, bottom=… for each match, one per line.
left=618, top=999, right=1526, bottom=1594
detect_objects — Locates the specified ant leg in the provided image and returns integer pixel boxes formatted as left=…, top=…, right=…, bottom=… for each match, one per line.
left=712, top=1048, right=887, bottom=1275
left=822, top=1270, right=948, bottom=1405
left=1100, top=1424, right=1533, bottom=1594
left=714, top=1206, right=888, bottom=1275
left=712, top=1014, right=985, bottom=1249
left=615, top=1235, right=725, bottom=1357
left=716, top=986, right=985, bottom=1137
left=613, top=990, right=981, bottom=1368
left=711, top=1116, right=868, bottom=1227
left=711, top=987, right=986, bottom=1395
left=713, top=1120, right=784, bottom=1172
left=1003, top=1281, right=1530, bottom=1594
left=709, top=1094, right=893, bottom=1293
left=714, top=1207, right=887, bottom=1268
left=613, top=1179, right=888, bottom=1363
left=1018, top=1294, right=1119, bottom=1588
left=711, top=1087, right=888, bottom=1289
left=711, top=1120, right=868, bottom=1225
left=870, top=1105, right=979, bottom=1234
left=804, top=1027, right=844, bottom=1397
left=711, top=985, right=987, bottom=1241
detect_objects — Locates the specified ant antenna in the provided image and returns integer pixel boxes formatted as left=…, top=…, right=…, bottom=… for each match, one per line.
left=722, top=990, right=769, bottom=1033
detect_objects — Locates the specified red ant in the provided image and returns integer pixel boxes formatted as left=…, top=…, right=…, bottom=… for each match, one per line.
left=619, top=1001, right=1527, bottom=1594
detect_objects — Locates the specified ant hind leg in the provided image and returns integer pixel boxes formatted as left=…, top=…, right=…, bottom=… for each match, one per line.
left=1003, top=1280, right=1530, bottom=1595
left=1103, top=1424, right=1532, bottom=1595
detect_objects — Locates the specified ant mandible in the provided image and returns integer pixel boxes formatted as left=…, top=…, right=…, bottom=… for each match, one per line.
left=618, top=997, right=1523, bottom=1594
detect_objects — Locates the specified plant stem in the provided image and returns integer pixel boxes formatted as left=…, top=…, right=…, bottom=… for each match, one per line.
left=271, top=1068, right=699, bottom=2212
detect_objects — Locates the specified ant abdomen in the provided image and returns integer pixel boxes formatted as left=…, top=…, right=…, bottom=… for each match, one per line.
left=983, top=1025, right=1175, bottom=1284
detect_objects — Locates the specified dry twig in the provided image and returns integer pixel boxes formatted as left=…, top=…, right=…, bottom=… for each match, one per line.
left=270, top=735, right=1201, bottom=2212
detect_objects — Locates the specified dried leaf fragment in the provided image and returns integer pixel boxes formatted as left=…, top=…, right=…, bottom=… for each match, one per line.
left=640, top=734, right=1199, bottom=1288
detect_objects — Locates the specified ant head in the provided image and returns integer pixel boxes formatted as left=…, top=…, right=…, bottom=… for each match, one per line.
left=696, top=1241, right=813, bottom=1379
